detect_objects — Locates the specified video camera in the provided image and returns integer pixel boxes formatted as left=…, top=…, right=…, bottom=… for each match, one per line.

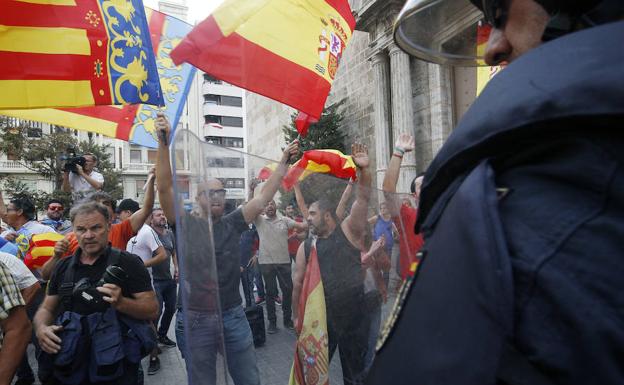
left=73, top=265, right=128, bottom=309
left=61, top=149, right=86, bottom=173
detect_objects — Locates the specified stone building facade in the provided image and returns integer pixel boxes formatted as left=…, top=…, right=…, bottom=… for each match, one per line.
left=246, top=0, right=479, bottom=194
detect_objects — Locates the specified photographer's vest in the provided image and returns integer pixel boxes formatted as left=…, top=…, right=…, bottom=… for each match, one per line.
left=40, top=248, right=156, bottom=385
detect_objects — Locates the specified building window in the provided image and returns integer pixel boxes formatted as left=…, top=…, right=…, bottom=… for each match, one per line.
left=206, top=157, right=243, bottom=168
left=205, top=136, right=243, bottom=148
left=203, top=74, right=221, bottom=84
left=220, top=96, right=242, bottom=107
left=147, top=149, right=157, bottom=164
left=205, top=115, right=220, bottom=124
left=130, top=149, right=142, bottom=163
left=223, top=178, right=245, bottom=188
left=204, top=95, right=219, bottom=105
left=27, top=127, right=42, bottom=138
left=223, top=137, right=243, bottom=148
left=221, top=116, right=243, bottom=127
left=135, top=179, right=146, bottom=198
left=205, top=136, right=223, bottom=146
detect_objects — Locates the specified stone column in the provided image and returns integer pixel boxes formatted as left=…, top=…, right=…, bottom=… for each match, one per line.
left=428, top=63, right=454, bottom=158
left=389, top=43, right=417, bottom=194
left=371, top=50, right=392, bottom=191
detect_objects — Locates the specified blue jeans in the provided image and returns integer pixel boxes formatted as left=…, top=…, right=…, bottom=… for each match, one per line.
left=175, top=308, right=186, bottom=359
left=153, top=279, right=177, bottom=337
left=185, top=306, right=260, bottom=385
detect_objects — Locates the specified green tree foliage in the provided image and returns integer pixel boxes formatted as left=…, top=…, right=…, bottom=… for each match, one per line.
left=0, top=117, right=123, bottom=212
left=279, top=101, right=349, bottom=213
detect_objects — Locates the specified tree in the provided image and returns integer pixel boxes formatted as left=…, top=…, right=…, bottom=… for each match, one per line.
left=282, top=99, right=347, bottom=156
left=279, top=100, right=349, bottom=212
left=0, top=117, right=123, bottom=211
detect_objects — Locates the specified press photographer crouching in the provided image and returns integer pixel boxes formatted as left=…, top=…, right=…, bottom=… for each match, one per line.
left=33, top=201, right=158, bottom=385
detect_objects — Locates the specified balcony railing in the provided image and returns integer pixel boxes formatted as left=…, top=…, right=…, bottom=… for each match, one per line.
left=0, top=160, right=32, bottom=171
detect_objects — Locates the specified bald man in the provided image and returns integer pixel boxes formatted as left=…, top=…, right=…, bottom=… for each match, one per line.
left=155, top=114, right=298, bottom=385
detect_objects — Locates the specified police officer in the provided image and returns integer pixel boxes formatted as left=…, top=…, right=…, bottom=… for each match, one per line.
left=367, top=1, right=624, bottom=384
left=34, top=201, right=158, bottom=385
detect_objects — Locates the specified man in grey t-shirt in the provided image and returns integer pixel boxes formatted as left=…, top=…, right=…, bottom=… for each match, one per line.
left=254, top=200, right=307, bottom=333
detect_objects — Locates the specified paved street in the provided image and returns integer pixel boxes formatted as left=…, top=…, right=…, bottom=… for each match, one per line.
left=14, top=268, right=402, bottom=385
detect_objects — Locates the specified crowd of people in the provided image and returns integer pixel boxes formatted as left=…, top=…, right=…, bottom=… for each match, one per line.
left=0, top=111, right=424, bottom=385
left=3, top=0, right=621, bottom=384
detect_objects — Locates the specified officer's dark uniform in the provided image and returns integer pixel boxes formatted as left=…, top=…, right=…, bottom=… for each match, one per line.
left=42, top=246, right=153, bottom=385
left=366, top=21, right=624, bottom=385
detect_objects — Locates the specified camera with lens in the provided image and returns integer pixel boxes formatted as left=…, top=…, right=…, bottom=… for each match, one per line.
left=61, top=148, right=86, bottom=173
left=73, top=265, right=128, bottom=309
left=62, top=155, right=86, bottom=173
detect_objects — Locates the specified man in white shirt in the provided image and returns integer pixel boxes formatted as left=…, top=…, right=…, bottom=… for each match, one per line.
left=125, top=203, right=166, bottom=375
left=61, top=153, right=104, bottom=201
left=254, top=199, right=307, bottom=333
left=0, top=252, right=39, bottom=307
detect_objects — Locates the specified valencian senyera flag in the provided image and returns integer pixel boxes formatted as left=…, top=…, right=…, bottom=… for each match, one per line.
left=289, top=240, right=329, bottom=385
left=476, top=23, right=504, bottom=96
left=24, top=232, right=65, bottom=270
left=0, top=8, right=195, bottom=148
left=0, top=0, right=163, bottom=109
left=282, top=149, right=357, bottom=190
left=170, top=0, right=356, bottom=120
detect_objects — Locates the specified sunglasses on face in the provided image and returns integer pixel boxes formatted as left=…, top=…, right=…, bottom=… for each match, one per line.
left=48, top=206, right=64, bottom=211
left=199, top=189, right=227, bottom=198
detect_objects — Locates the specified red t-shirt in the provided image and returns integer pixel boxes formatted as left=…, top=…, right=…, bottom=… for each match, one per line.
left=66, top=219, right=136, bottom=255
left=394, top=204, right=424, bottom=280
left=287, top=216, right=304, bottom=256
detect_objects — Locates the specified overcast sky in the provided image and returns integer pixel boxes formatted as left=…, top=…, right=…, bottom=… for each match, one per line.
left=142, top=0, right=224, bottom=23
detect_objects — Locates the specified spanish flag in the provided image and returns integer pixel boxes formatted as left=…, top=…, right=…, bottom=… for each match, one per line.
left=258, top=163, right=278, bottom=181
left=23, top=232, right=65, bottom=270
left=282, top=149, right=357, bottom=190
left=171, top=0, right=355, bottom=120
left=0, top=0, right=163, bottom=109
left=289, top=241, right=329, bottom=385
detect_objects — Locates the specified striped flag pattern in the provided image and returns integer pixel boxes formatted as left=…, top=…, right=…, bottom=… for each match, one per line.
left=289, top=241, right=329, bottom=385
left=282, top=149, right=357, bottom=190
left=23, top=232, right=65, bottom=270
left=0, top=0, right=163, bottom=109
left=0, top=8, right=195, bottom=147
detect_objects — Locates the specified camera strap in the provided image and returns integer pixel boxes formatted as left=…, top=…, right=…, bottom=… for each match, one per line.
left=59, top=247, right=123, bottom=311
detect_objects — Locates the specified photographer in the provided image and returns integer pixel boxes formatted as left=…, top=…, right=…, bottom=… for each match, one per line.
left=61, top=153, right=104, bottom=201
left=34, top=201, right=157, bottom=385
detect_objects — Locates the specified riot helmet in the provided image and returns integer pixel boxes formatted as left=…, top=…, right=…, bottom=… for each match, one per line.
left=393, top=0, right=621, bottom=66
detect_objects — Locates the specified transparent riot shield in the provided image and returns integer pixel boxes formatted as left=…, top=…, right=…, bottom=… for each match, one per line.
left=171, top=130, right=418, bottom=385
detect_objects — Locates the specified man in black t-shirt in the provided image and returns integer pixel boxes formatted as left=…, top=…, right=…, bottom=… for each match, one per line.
left=34, top=201, right=157, bottom=385
left=155, top=113, right=299, bottom=385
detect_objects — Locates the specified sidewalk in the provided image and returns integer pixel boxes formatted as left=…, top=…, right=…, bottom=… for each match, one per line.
left=14, top=278, right=403, bottom=385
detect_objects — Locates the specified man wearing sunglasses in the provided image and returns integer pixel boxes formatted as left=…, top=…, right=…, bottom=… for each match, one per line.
left=40, top=199, right=72, bottom=235
left=155, top=113, right=298, bottom=385
left=367, top=1, right=624, bottom=385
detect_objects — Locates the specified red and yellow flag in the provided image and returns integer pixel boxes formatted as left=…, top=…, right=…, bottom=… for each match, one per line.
left=171, top=0, right=355, bottom=120
left=0, top=0, right=163, bottom=109
left=289, top=242, right=329, bottom=385
left=1, top=8, right=195, bottom=146
left=282, top=149, right=357, bottom=190
left=23, top=232, right=65, bottom=270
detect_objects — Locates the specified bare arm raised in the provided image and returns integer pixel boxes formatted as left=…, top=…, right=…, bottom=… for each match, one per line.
left=383, top=133, right=415, bottom=216
left=342, top=143, right=372, bottom=245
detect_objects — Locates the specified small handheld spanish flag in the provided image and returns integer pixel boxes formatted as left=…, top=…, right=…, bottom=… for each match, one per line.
left=282, top=149, right=357, bottom=190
